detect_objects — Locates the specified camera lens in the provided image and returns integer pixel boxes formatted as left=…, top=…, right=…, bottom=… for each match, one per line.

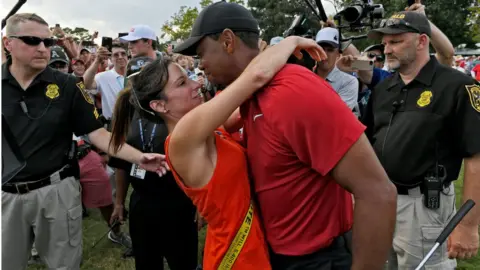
left=343, top=5, right=363, bottom=23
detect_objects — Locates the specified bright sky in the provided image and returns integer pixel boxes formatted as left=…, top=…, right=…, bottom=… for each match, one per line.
left=0, top=0, right=336, bottom=42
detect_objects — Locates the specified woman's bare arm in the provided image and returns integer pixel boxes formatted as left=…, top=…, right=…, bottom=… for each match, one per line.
left=168, top=36, right=326, bottom=187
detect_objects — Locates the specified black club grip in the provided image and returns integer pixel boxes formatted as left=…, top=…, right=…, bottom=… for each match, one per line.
left=436, top=199, right=475, bottom=244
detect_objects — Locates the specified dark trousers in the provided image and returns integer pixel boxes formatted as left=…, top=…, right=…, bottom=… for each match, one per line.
left=129, top=190, right=198, bottom=270
left=269, top=232, right=352, bottom=270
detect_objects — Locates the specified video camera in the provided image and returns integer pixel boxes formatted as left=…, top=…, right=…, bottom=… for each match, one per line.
left=334, top=0, right=385, bottom=41
left=284, top=0, right=384, bottom=70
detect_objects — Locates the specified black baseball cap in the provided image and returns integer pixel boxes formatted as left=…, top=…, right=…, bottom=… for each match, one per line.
left=49, top=46, right=70, bottom=65
left=364, top=44, right=384, bottom=53
left=173, top=1, right=259, bottom=56
left=368, top=11, right=431, bottom=40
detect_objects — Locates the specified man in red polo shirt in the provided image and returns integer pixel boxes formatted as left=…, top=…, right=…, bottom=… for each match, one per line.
left=174, top=2, right=397, bottom=269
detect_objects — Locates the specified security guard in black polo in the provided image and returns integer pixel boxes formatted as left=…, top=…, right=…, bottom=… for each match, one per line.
left=364, top=11, right=480, bottom=269
left=2, top=13, right=168, bottom=270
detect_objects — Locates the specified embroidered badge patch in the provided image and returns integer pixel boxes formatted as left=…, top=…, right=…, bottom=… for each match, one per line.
left=45, top=84, right=60, bottom=99
left=417, top=90, right=433, bottom=108
left=465, top=84, right=480, bottom=113
left=76, top=81, right=94, bottom=105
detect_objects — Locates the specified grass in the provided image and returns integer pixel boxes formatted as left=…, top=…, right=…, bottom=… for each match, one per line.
left=27, top=190, right=207, bottom=270
left=27, top=167, right=479, bottom=269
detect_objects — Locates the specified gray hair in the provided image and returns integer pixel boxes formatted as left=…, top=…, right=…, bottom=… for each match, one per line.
left=6, top=13, right=48, bottom=36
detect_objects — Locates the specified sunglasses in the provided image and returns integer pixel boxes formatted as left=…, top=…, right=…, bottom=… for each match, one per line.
left=380, top=19, right=420, bottom=33
left=9, top=36, right=56, bottom=47
left=366, top=53, right=385, bottom=62
left=49, top=62, right=68, bottom=69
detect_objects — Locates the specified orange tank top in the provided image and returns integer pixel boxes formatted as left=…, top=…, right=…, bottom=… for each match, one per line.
left=165, top=130, right=271, bottom=270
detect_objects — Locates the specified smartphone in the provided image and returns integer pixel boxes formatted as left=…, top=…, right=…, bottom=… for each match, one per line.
left=102, top=37, right=113, bottom=51
left=407, top=0, right=416, bottom=6
left=351, top=60, right=374, bottom=71
left=118, top=32, right=128, bottom=38
left=55, top=23, right=60, bottom=27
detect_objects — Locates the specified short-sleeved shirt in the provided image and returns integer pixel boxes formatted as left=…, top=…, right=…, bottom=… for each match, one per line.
left=94, top=69, right=124, bottom=119
left=326, top=66, right=360, bottom=115
left=240, top=64, right=366, bottom=256
left=2, top=60, right=102, bottom=182
left=364, top=56, right=480, bottom=186
left=108, top=113, right=193, bottom=209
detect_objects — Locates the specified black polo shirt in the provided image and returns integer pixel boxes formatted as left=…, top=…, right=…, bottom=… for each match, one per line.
left=364, top=56, right=480, bottom=186
left=108, top=113, right=193, bottom=209
left=2, top=60, right=102, bottom=182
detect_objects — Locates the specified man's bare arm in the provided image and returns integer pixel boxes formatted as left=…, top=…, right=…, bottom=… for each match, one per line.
left=83, top=59, right=100, bottom=89
left=461, top=154, right=480, bottom=227
left=331, top=134, right=397, bottom=270
left=429, top=21, right=455, bottom=66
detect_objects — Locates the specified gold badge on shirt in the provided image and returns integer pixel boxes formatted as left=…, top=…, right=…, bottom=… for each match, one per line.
left=76, top=81, right=94, bottom=105
left=465, top=84, right=480, bottom=113
left=45, top=84, right=60, bottom=99
left=417, top=90, right=433, bottom=108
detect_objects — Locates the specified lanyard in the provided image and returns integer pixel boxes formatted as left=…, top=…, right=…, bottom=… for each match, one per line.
left=138, top=119, right=157, bottom=152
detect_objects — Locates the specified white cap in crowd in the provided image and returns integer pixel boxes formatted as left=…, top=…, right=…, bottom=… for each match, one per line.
left=120, top=25, right=157, bottom=42
left=315, top=27, right=352, bottom=50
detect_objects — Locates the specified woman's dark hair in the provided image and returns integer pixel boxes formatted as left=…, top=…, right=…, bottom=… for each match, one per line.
left=109, top=57, right=173, bottom=153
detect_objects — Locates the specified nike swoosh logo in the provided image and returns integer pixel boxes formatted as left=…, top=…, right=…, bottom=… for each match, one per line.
left=253, top=114, right=263, bottom=122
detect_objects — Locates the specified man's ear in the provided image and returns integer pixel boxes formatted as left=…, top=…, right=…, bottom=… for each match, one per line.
left=418, top=34, right=429, bottom=50
left=220, top=29, right=236, bottom=54
left=146, top=39, right=153, bottom=49
left=3, top=36, right=12, bottom=52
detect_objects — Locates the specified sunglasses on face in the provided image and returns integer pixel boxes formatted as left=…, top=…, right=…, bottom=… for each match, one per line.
left=380, top=19, right=420, bottom=33
left=9, top=36, right=56, bottom=47
left=366, top=53, right=385, bottom=62
left=49, top=62, right=68, bottom=69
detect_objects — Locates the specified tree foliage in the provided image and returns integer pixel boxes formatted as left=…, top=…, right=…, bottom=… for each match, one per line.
left=467, top=3, right=480, bottom=46
left=62, top=27, right=92, bottom=42
left=161, top=0, right=245, bottom=41
left=249, top=0, right=478, bottom=49
left=248, top=0, right=323, bottom=42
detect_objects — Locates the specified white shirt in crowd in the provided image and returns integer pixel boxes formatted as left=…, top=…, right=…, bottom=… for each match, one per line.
left=94, top=69, right=125, bottom=119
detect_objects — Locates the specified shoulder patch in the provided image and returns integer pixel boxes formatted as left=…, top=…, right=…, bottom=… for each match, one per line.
left=76, top=81, right=94, bottom=105
left=45, top=84, right=60, bottom=99
left=465, top=84, right=480, bottom=113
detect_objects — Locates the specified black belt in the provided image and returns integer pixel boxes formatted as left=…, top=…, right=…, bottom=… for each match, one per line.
left=395, top=181, right=451, bottom=195
left=2, top=166, right=75, bottom=194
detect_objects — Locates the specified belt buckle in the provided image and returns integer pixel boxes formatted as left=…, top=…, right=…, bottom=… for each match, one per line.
left=15, top=183, right=29, bottom=194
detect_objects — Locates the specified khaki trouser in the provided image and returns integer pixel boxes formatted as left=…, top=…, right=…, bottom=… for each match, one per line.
left=2, top=176, right=82, bottom=270
left=387, top=183, right=457, bottom=270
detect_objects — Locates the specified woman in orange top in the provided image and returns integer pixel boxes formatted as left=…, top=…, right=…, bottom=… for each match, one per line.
left=109, top=36, right=325, bottom=269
